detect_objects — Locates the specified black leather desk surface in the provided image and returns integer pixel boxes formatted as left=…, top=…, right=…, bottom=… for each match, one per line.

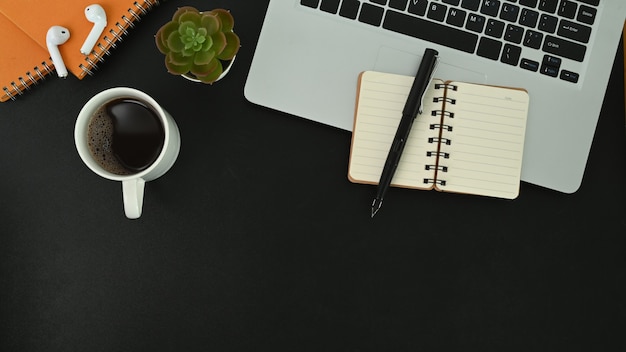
left=1, top=1, right=625, bottom=351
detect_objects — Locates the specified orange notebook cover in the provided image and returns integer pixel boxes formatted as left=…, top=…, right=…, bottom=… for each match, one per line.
left=0, top=0, right=164, bottom=100
left=0, top=12, right=54, bottom=102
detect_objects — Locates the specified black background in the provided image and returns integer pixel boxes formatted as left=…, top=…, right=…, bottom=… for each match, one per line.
left=1, top=1, right=625, bottom=351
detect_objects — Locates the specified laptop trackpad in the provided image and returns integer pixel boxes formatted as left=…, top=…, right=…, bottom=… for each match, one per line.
left=374, top=46, right=487, bottom=83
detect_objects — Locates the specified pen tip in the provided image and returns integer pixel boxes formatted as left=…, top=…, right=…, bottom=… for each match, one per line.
left=371, top=198, right=383, bottom=218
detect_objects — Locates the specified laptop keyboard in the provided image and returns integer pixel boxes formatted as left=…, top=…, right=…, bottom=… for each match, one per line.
left=299, top=0, right=600, bottom=84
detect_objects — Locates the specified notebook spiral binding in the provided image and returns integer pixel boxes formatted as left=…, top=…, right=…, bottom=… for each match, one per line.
left=424, top=84, right=458, bottom=186
left=423, top=178, right=447, bottom=186
left=2, top=62, right=53, bottom=101
left=427, top=137, right=451, bottom=145
left=426, top=151, right=450, bottom=159
left=429, top=123, right=453, bottom=132
left=425, top=164, right=448, bottom=172
left=431, top=110, right=454, bottom=118
left=433, top=97, right=456, bottom=104
left=434, top=83, right=458, bottom=91
left=2, top=0, right=162, bottom=101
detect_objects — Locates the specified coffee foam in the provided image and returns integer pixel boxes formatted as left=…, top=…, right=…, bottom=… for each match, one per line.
left=87, top=105, right=133, bottom=175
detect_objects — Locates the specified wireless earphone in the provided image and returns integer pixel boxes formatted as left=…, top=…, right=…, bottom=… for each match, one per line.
left=46, top=26, right=71, bottom=78
left=80, top=4, right=107, bottom=55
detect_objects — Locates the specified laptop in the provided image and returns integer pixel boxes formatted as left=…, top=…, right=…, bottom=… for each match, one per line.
left=244, top=0, right=626, bottom=193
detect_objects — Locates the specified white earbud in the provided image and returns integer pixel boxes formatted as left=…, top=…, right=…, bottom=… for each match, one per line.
left=46, top=26, right=71, bottom=78
left=80, top=4, right=107, bottom=55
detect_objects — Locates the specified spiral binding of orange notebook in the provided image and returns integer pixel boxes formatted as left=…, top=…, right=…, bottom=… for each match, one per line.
left=0, top=0, right=165, bottom=102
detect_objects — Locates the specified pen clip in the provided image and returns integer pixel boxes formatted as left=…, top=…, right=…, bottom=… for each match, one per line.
left=418, top=54, right=439, bottom=115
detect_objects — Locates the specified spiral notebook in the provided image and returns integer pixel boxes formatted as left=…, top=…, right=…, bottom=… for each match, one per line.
left=348, top=71, right=530, bottom=200
left=0, top=0, right=165, bottom=102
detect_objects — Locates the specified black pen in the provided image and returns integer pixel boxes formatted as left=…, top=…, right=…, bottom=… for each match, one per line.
left=371, top=48, right=439, bottom=217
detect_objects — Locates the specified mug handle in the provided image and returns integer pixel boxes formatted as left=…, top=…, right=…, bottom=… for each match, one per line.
left=122, top=178, right=145, bottom=219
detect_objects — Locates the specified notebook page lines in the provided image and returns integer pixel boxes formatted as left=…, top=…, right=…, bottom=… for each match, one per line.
left=348, top=72, right=441, bottom=188
left=438, top=82, right=529, bottom=199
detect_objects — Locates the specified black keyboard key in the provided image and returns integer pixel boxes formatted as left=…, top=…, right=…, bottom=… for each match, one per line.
left=538, top=14, right=558, bottom=33
left=541, top=55, right=561, bottom=77
left=447, top=8, right=468, bottom=27
left=340, top=0, right=361, bottom=19
left=443, top=0, right=461, bottom=5
left=359, top=3, right=385, bottom=26
left=383, top=10, right=479, bottom=53
left=500, top=3, right=520, bottom=22
left=485, top=19, right=505, bottom=38
left=558, top=19, right=591, bottom=44
left=501, top=44, right=522, bottom=65
left=519, top=8, right=539, bottom=27
left=481, top=0, right=501, bottom=17
left=461, top=0, right=481, bottom=11
left=477, top=37, right=503, bottom=60
left=520, top=58, right=540, bottom=71
left=523, top=29, right=543, bottom=49
left=370, top=0, right=387, bottom=5
left=408, top=0, right=428, bottom=16
left=539, top=55, right=562, bottom=77
left=558, top=0, right=577, bottom=19
left=538, top=0, right=558, bottom=13
left=428, top=3, right=448, bottom=22
left=301, top=0, right=320, bottom=8
left=560, top=70, right=579, bottom=83
left=540, top=64, right=559, bottom=77
left=504, top=24, right=524, bottom=43
left=320, top=0, right=341, bottom=13
left=519, top=0, right=538, bottom=7
left=543, top=54, right=561, bottom=67
left=577, top=0, right=599, bottom=6
left=389, top=0, right=409, bottom=11
left=577, top=5, right=597, bottom=25
left=542, top=35, right=586, bottom=62
left=466, top=13, right=486, bottom=32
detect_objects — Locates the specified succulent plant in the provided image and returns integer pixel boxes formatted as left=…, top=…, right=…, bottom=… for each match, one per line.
left=155, top=6, right=240, bottom=84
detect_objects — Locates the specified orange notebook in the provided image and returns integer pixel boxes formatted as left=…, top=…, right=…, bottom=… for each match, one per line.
left=0, top=12, right=55, bottom=102
left=0, top=0, right=165, bottom=102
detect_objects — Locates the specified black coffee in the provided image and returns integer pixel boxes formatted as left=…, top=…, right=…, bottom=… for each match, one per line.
left=87, top=98, right=165, bottom=175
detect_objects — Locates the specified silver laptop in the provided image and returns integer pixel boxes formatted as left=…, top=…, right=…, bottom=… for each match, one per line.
left=245, top=0, right=626, bottom=193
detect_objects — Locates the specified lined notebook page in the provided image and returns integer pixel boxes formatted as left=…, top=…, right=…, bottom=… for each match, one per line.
left=348, top=71, right=443, bottom=189
left=437, top=82, right=529, bottom=199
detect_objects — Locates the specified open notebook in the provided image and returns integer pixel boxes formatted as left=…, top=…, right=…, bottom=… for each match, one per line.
left=246, top=0, right=626, bottom=194
left=349, top=71, right=530, bottom=200
left=0, top=0, right=165, bottom=102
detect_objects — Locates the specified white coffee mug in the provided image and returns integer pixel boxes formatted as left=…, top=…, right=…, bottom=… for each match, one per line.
left=75, top=87, right=180, bottom=219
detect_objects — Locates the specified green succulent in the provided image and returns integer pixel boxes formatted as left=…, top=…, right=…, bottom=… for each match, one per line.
left=155, top=7, right=240, bottom=84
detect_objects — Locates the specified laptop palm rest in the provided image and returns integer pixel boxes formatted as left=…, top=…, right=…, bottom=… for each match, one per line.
left=374, top=46, right=487, bottom=83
